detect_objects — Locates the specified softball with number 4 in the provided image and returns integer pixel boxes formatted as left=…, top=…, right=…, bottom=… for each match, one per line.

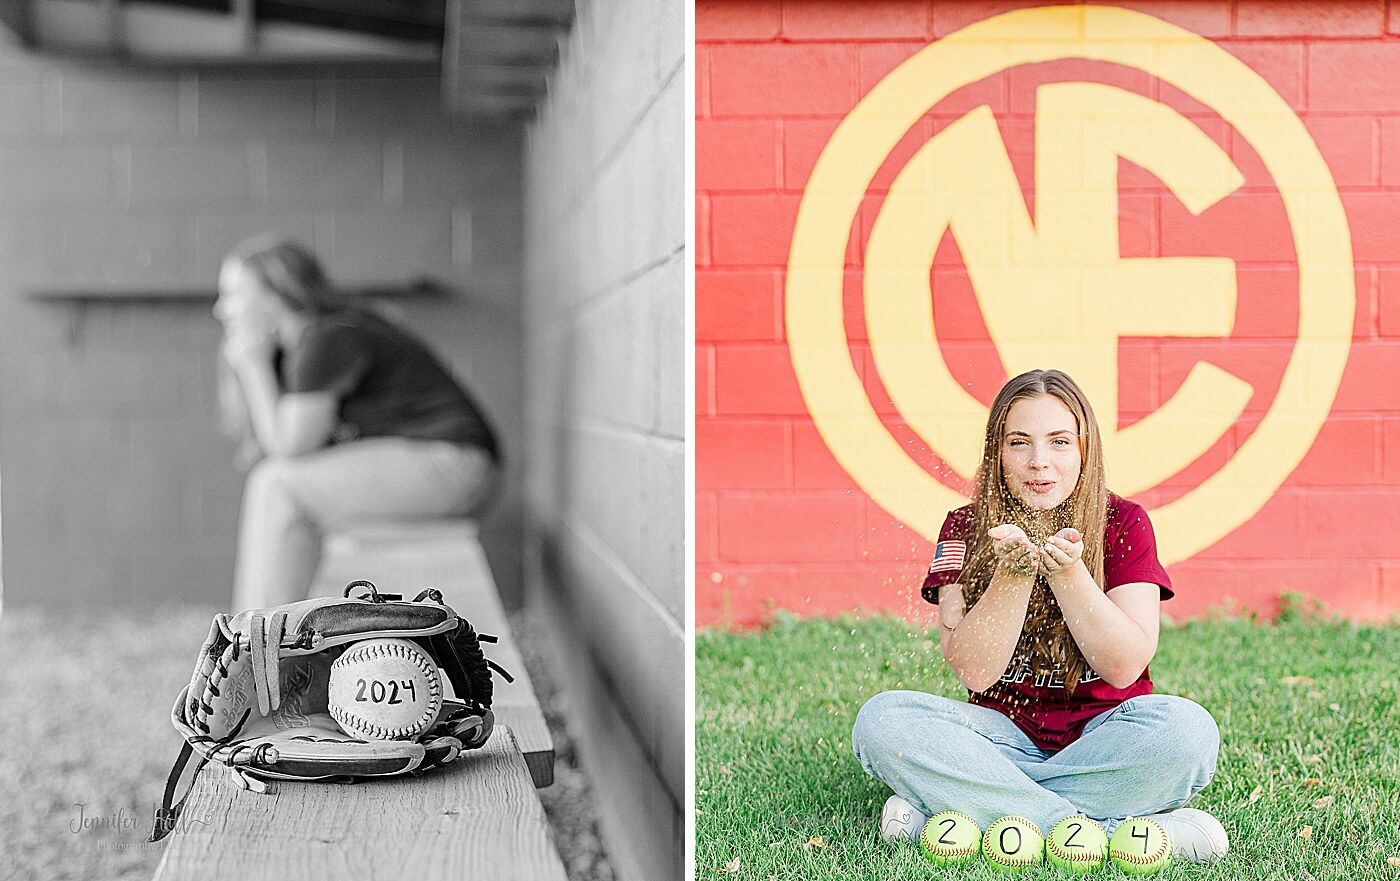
left=918, top=810, right=981, bottom=866
left=1110, top=817, right=1172, bottom=874
left=1046, top=816, right=1108, bottom=873
left=328, top=638, right=444, bottom=740
left=982, top=816, right=1044, bottom=872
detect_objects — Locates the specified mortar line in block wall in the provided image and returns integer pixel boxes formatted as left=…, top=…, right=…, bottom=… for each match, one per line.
left=544, top=59, right=685, bottom=223
left=1371, top=115, right=1382, bottom=189
left=562, top=245, right=686, bottom=318
left=1293, top=39, right=1304, bottom=112
left=775, top=118, right=786, bottom=186
left=534, top=558, right=683, bottom=832
left=1377, top=416, right=1386, bottom=479
left=560, top=511, right=684, bottom=639
left=571, top=417, right=687, bottom=449
left=1370, top=265, right=1383, bottom=339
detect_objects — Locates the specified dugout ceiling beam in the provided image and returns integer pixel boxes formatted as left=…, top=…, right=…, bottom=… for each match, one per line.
left=19, top=0, right=440, bottom=60
left=15, top=0, right=571, bottom=120
left=442, top=0, right=573, bottom=119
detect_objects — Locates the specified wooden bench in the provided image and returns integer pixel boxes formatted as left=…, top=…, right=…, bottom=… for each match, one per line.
left=153, top=521, right=566, bottom=881
left=311, top=521, right=554, bottom=789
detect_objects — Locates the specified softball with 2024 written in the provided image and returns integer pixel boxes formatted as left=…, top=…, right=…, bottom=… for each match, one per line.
left=1046, top=816, right=1108, bottom=873
left=1109, top=817, right=1172, bottom=875
left=919, top=810, right=982, bottom=866
left=982, top=816, right=1044, bottom=871
left=328, top=638, right=444, bottom=740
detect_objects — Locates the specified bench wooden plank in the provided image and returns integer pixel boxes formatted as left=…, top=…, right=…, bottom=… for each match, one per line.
left=152, top=726, right=567, bottom=881
left=311, top=522, right=554, bottom=787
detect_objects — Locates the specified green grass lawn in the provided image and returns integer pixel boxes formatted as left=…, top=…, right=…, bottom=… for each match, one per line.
left=696, top=604, right=1400, bottom=880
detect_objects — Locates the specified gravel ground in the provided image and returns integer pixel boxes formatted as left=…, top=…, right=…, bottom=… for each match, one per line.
left=0, top=603, right=614, bottom=881
left=508, top=607, right=618, bottom=881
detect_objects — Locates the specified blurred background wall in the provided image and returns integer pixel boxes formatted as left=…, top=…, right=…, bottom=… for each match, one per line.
left=523, top=0, right=685, bottom=876
left=0, top=46, right=526, bottom=606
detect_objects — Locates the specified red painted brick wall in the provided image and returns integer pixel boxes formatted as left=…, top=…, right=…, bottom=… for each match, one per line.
left=697, top=0, right=1400, bottom=626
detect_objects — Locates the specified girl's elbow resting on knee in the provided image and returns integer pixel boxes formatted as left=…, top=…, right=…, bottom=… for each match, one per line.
left=1101, top=664, right=1148, bottom=689
left=960, top=672, right=1000, bottom=694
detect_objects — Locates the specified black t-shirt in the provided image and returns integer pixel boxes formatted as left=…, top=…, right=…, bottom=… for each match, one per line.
left=281, top=309, right=499, bottom=458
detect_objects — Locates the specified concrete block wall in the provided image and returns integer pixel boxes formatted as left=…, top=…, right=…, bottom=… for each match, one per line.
left=523, top=0, right=685, bottom=876
left=698, top=0, right=1400, bottom=627
left=0, top=44, right=526, bottom=607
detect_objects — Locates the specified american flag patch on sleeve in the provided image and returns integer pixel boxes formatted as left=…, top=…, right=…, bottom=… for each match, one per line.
left=928, top=540, right=966, bottom=574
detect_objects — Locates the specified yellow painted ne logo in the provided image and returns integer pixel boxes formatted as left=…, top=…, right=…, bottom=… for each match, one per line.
left=868, top=83, right=1250, bottom=493
left=786, top=5, right=1353, bottom=563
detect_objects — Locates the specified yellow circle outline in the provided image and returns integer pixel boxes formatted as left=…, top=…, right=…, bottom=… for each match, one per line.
left=784, top=4, right=1353, bottom=563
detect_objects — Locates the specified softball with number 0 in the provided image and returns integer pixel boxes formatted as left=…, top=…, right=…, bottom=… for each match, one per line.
left=1046, top=816, right=1108, bottom=873
left=328, top=638, right=444, bottom=740
left=982, top=816, right=1044, bottom=872
left=1109, top=817, right=1172, bottom=874
left=918, top=810, right=981, bottom=866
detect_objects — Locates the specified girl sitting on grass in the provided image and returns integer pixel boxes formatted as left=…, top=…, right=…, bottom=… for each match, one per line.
left=851, top=368, right=1228, bottom=863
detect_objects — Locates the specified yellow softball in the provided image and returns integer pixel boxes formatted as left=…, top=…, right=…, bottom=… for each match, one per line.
left=982, top=815, right=1044, bottom=871
left=1109, top=817, right=1172, bottom=874
left=918, top=810, right=981, bottom=866
left=1046, top=816, right=1108, bottom=873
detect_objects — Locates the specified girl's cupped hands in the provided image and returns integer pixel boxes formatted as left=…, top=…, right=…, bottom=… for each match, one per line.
left=1039, top=528, right=1083, bottom=577
left=988, top=523, right=1039, bottom=576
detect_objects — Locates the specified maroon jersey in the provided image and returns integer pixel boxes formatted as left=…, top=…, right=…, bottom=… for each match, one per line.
left=921, top=495, right=1173, bottom=751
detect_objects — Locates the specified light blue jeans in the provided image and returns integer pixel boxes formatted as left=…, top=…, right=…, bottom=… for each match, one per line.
left=852, top=691, right=1219, bottom=835
left=232, top=438, right=498, bottom=611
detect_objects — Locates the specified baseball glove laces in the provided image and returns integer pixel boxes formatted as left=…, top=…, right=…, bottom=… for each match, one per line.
left=150, top=581, right=512, bottom=842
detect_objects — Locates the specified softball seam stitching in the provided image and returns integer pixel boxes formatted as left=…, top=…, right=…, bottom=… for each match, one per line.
left=330, top=642, right=442, bottom=740
left=1047, top=818, right=1106, bottom=865
left=921, top=811, right=980, bottom=858
left=983, top=817, right=1042, bottom=867
left=1111, top=819, right=1170, bottom=866
left=926, top=845, right=978, bottom=858
left=1048, top=842, right=1105, bottom=864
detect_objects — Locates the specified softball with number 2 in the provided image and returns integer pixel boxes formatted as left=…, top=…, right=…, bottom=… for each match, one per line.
left=1109, top=817, right=1172, bottom=874
left=982, top=816, right=1044, bottom=871
left=328, top=638, right=444, bottom=741
left=918, top=810, right=981, bottom=866
left=1046, top=816, right=1108, bottom=873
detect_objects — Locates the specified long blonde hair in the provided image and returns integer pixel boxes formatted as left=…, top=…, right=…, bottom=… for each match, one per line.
left=224, top=235, right=342, bottom=315
left=961, top=369, right=1110, bottom=691
left=215, top=236, right=344, bottom=466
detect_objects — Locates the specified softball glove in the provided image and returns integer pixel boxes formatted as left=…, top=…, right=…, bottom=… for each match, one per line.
left=150, top=580, right=510, bottom=841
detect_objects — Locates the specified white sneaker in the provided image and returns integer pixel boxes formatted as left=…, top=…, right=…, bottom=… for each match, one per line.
left=879, top=794, right=929, bottom=842
left=1142, top=808, right=1229, bottom=863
